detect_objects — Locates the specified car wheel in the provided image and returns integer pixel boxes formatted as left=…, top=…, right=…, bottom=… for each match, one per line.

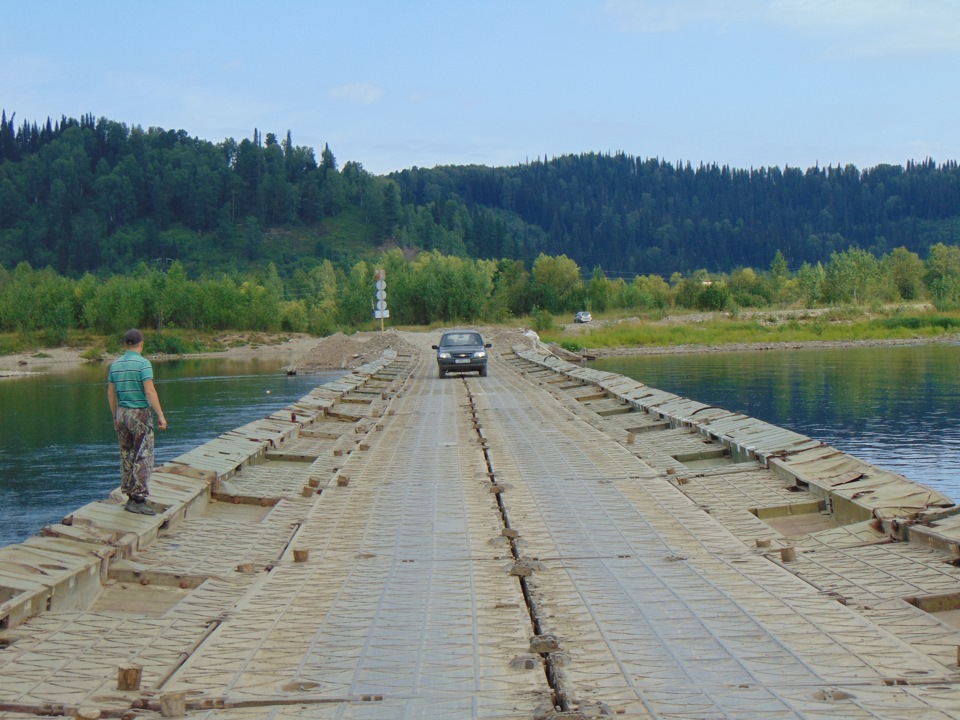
left=479, top=365, right=488, bottom=377
left=438, top=367, right=446, bottom=379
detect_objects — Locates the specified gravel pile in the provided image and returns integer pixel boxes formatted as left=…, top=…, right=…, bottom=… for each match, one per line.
left=293, top=330, right=418, bottom=372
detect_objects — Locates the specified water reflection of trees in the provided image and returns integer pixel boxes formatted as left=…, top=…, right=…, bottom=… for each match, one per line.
left=595, top=345, right=958, bottom=436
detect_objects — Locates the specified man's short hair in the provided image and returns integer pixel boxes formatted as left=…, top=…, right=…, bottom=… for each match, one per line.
left=123, top=329, right=144, bottom=346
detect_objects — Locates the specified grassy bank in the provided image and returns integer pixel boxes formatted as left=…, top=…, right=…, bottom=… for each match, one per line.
left=540, top=308, right=960, bottom=351
left=4, top=307, right=959, bottom=360
left=0, top=329, right=294, bottom=359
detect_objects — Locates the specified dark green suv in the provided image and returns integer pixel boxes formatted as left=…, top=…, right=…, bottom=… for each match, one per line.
left=432, top=330, right=492, bottom=378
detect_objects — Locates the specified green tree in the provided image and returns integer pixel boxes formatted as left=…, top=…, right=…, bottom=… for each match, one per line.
left=796, top=262, right=825, bottom=306
left=305, top=259, right=342, bottom=335
left=822, top=248, right=881, bottom=305
left=243, top=215, right=262, bottom=260
left=586, top=266, right=611, bottom=312
left=239, top=275, right=281, bottom=331
left=381, top=182, right=401, bottom=237
left=2, top=262, right=39, bottom=330
left=0, top=263, right=75, bottom=332
left=320, top=143, right=337, bottom=172
left=672, top=271, right=707, bottom=309
left=74, top=272, right=100, bottom=329
left=629, top=274, right=670, bottom=310
left=87, top=274, right=150, bottom=332
left=33, top=266, right=75, bottom=338
left=728, top=267, right=770, bottom=307
left=924, top=243, right=960, bottom=310
left=150, top=260, right=194, bottom=330
left=884, top=246, right=924, bottom=301
left=279, top=299, right=309, bottom=332
left=531, top=254, right=583, bottom=313
left=309, top=259, right=340, bottom=311
left=383, top=250, right=493, bottom=325
left=767, top=250, right=789, bottom=304
left=339, top=260, right=373, bottom=326
left=43, top=298, right=72, bottom=344
left=197, top=275, right=244, bottom=329
left=696, top=282, right=730, bottom=310
left=0, top=178, right=26, bottom=227
left=489, top=259, right=531, bottom=319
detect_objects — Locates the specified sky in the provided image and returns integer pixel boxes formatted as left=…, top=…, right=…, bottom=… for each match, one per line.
left=2, top=0, right=958, bottom=176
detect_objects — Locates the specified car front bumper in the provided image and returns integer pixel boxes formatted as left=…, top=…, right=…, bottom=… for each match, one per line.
left=438, top=357, right=487, bottom=372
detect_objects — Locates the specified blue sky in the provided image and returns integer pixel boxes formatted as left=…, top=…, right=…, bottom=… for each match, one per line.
left=2, top=0, right=958, bottom=175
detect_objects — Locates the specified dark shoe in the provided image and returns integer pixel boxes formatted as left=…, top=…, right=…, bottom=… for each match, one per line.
left=124, top=498, right=156, bottom=516
left=134, top=499, right=157, bottom=516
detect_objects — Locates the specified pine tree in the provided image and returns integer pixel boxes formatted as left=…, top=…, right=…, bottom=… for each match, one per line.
left=0, top=110, right=17, bottom=162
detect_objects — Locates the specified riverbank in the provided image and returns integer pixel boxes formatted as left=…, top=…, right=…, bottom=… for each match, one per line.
left=580, top=333, right=960, bottom=358
left=542, top=305, right=960, bottom=358
left=0, top=333, right=322, bottom=377
left=4, top=325, right=960, bottom=378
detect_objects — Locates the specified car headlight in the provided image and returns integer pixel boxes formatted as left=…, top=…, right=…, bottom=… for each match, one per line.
left=474, top=351, right=486, bottom=359
left=438, top=352, right=452, bottom=359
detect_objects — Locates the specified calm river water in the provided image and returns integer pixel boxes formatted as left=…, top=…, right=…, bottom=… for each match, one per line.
left=0, top=356, right=342, bottom=547
left=593, top=343, right=960, bottom=501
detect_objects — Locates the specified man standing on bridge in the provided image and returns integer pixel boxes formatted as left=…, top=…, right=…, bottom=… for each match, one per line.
left=107, top=328, right=167, bottom=515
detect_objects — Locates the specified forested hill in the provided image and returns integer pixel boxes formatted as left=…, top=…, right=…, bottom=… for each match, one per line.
left=392, top=154, right=960, bottom=276
left=2, top=110, right=959, bottom=279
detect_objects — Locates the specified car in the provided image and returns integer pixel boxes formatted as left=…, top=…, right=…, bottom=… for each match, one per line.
left=574, top=311, right=592, bottom=323
left=432, top=330, right=492, bottom=378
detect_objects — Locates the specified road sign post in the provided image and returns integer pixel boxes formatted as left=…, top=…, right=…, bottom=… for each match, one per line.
left=374, top=269, right=387, bottom=331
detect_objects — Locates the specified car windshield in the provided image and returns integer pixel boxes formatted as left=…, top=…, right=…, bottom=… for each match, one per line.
left=441, top=333, right=482, bottom=346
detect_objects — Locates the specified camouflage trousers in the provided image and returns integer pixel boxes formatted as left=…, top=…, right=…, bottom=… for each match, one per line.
left=116, top=407, right=154, bottom=500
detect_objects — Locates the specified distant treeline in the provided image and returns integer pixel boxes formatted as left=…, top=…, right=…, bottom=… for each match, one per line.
left=3, top=242, right=960, bottom=344
left=0, top=111, right=402, bottom=274
left=391, top=154, right=960, bottom=275
left=2, top=110, right=960, bottom=283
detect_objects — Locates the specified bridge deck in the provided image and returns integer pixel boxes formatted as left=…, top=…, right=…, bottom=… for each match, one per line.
left=2, top=334, right=960, bottom=719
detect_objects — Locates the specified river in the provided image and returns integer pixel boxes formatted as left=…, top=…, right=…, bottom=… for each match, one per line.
left=0, top=356, right=342, bottom=547
left=3, top=344, right=958, bottom=548
left=592, top=343, right=960, bottom=502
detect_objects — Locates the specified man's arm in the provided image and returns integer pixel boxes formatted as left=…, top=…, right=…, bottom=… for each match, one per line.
left=107, top=382, right=119, bottom=431
left=143, top=379, right=168, bottom=430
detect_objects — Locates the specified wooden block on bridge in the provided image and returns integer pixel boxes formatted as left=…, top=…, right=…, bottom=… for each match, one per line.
left=160, top=692, right=186, bottom=717
left=117, top=664, right=142, bottom=690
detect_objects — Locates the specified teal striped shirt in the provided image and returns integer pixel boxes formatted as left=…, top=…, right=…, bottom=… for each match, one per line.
left=108, top=351, right=154, bottom=408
